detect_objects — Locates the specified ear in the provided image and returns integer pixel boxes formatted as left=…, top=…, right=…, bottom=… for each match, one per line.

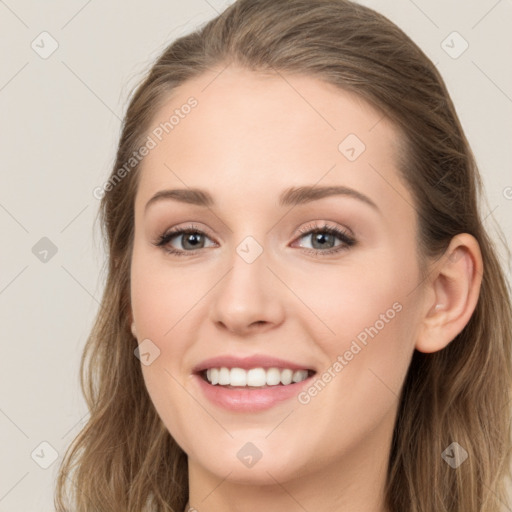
left=415, top=233, right=483, bottom=353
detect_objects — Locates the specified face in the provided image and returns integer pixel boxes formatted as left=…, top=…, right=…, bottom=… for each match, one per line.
left=130, top=67, right=425, bottom=486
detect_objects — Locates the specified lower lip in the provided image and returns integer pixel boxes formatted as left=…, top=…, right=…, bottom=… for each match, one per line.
left=194, top=373, right=314, bottom=412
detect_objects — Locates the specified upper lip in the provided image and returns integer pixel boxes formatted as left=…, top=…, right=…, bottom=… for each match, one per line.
left=192, top=354, right=316, bottom=374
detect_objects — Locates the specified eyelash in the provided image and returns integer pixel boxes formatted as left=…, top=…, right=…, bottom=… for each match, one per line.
left=153, top=221, right=356, bottom=257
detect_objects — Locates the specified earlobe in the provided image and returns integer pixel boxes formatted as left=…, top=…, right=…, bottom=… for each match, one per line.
left=415, top=233, right=483, bottom=354
left=131, top=321, right=137, bottom=339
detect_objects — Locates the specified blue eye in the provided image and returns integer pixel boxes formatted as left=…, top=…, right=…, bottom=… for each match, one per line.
left=153, top=222, right=356, bottom=257
left=294, top=222, right=356, bottom=256
left=153, top=224, right=216, bottom=256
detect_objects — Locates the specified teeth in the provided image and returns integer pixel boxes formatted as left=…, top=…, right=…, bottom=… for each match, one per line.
left=266, top=367, right=281, bottom=386
left=209, top=368, right=219, bottom=385
left=292, top=370, right=307, bottom=383
left=281, top=369, right=293, bottom=385
left=203, top=367, right=310, bottom=387
left=230, top=368, right=247, bottom=386
left=247, top=368, right=266, bottom=386
left=218, top=367, right=230, bottom=385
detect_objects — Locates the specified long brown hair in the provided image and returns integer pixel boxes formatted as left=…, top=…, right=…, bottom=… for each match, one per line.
left=54, top=1, right=512, bottom=510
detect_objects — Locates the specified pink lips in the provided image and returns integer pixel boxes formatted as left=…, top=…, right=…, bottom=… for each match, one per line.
left=192, top=354, right=315, bottom=412
left=192, top=354, right=314, bottom=373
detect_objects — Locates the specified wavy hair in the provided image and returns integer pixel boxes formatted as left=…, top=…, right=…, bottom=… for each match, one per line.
left=55, top=0, right=512, bottom=510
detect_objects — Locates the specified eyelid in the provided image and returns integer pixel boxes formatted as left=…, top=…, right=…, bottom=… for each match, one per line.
left=153, top=220, right=356, bottom=256
left=159, top=223, right=215, bottom=241
left=154, top=222, right=218, bottom=248
left=295, top=220, right=354, bottom=238
left=291, top=221, right=356, bottom=253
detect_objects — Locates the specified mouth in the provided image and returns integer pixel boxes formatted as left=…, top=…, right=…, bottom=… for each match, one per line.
left=192, top=356, right=317, bottom=412
left=199, top=367, right=316, bottom=388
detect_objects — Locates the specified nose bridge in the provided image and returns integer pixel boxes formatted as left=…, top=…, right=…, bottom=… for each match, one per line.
left=221, top=235, right=272, bottom=306
left=209, top=233, right=285, bottom=333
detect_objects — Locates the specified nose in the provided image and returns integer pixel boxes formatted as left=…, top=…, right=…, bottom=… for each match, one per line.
left=209, top=244, right=286, bottom=336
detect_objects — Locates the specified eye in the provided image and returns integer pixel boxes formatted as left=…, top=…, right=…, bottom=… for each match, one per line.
left=153, top=224, right=217, bottom=256
left=292, top=221, right=356, bottom=256
left=153, top=221, right=356, bottom=257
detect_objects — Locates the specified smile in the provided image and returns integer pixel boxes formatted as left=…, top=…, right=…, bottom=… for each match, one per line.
left=203, top=367, right=312, bottom=387
left=192, top=355, right=317, bottom=412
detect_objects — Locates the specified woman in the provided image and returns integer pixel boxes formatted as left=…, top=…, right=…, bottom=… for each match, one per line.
left=54, top=0, right=512, bottom=510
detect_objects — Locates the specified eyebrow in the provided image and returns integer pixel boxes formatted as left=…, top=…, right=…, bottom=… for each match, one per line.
left=144, top=185, right=379, bottom=213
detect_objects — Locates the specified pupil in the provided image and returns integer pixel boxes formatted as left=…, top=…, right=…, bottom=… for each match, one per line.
left=312, top=232, right=333, bottom=249
left=184, top=232, right=202, bottom=249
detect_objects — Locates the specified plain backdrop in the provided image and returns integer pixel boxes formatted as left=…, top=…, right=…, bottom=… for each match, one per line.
left=1, top=0, right=511, bottom=510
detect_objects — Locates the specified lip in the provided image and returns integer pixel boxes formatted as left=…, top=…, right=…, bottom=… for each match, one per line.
left=192, top=354, right=316, bottom=373
left=192, top=354, right=316, bottom=412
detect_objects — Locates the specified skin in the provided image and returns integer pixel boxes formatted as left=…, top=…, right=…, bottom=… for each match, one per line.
left=129, top=66, right=483, bottom=512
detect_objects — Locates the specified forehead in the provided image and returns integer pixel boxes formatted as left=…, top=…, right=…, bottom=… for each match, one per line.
left=135, top=66, right=412, bottom=219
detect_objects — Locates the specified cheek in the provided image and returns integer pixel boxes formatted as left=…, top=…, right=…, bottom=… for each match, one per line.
left=130, top=247, right=204, bottom=343
left=130, top=250, right=192, bottom=404
left=139, top=363, right=199, bottom=459
left=294, top=280, right=417, bottom=454
left=300, top=248, right=417, bottom=343
left=130, top=252, right=199, bottom=452
left=301, top=248, right=419, bottom=401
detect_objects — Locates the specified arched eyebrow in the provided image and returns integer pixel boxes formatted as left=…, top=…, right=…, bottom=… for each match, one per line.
left=279, top=185, right=378, bottom=211
left=144, top=185, right=379, bottom=213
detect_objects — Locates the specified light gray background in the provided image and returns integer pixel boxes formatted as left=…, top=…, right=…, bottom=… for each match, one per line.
left=1, top=1, right=511, bottom=510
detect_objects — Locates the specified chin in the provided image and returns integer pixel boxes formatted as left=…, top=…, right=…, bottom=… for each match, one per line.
left=187, top=438, right=313, bottom=486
